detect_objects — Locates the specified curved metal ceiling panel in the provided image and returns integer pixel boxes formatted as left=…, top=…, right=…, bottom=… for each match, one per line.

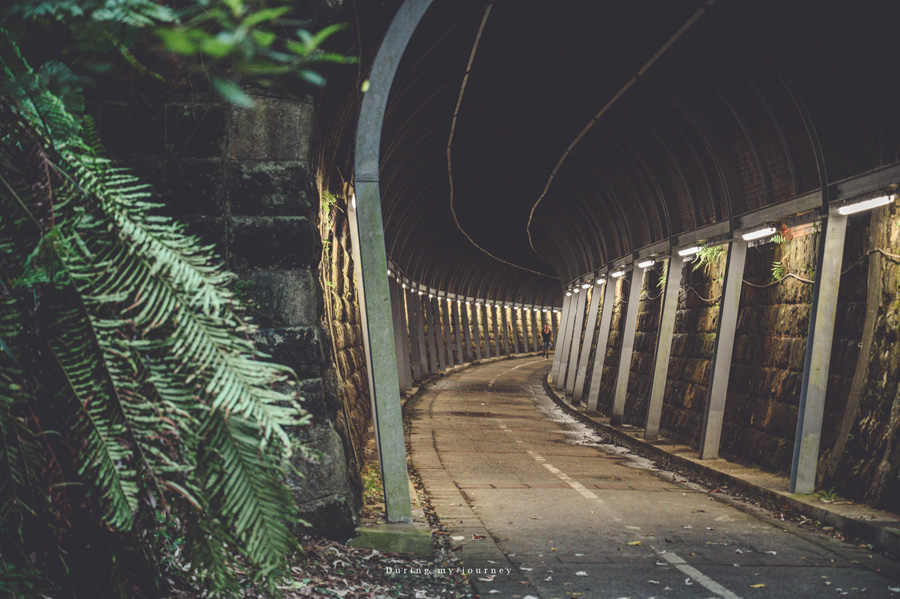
left=317, top=0, right=900, bottom=304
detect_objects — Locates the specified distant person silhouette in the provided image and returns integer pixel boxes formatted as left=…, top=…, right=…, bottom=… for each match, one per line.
left=541, top=324, right=553, bottom=358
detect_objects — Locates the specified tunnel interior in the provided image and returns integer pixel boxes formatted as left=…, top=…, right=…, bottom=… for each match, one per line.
left=375, top=0, right=899, bottom=305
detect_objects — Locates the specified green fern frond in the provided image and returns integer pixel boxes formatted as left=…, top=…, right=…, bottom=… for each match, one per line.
left=1, top=25, right=309, bottom=596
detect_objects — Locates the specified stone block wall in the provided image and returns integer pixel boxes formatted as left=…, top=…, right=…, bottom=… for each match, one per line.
left=660, top=254, right=725, bottom=446
left=621, top=270, right=664, bottom=425
left=655, top=223, right=868, bottom=483
left=825, top=203, right=900, bottom=512
left=89, top=74, right=364, bottom=538
left=596, top=277, right=630, bottom=414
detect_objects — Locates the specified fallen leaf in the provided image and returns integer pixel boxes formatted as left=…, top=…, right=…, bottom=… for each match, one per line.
left=750, top=583, right=766, bottom=588
left=575, top=571, right=588, bottom=576
left=544, top=575, right=552, bottom=581
left=472, top=534, right=486, bottom=540
left=647, top=579, right=660, bottom=584
left=685, top=578, right=693, bottom=586
left=451, top=536, right=465, bottom=541
left=626, top=541, right=642, bottom=546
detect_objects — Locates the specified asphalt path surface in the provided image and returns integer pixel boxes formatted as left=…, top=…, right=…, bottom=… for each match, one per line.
left=407, top=357, right=900, bottom=599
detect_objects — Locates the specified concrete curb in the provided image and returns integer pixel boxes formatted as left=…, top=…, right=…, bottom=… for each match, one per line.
left=542, top=375, right=900, bottom=557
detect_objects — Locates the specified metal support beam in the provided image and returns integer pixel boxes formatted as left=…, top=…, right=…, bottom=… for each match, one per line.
left=556, top=294, right=581, bottom=390
left=351, top=0, right=434, bottom=523
left=406, top=290, right=423, bottom=381
left=441, top=299, right=455, bottom=368
left=790, top=215, right=848, bottom=493
left=699, top=240, right=748, bottom=459
left=511, top=308, right=521, bottom=354
left=470, top=305, right=482, bottom=360
left=389, top=280, right=412, bottom=391
left=551, top=295, right=573, bottom=385
left=586, top=279, right=618, bottom=412
left=453, top=301, right=465, bottom=365
left=481, top=305, right=492, bottom=359
left=492, top=305, right=502, bottom=356
left=573, top=285, right=603, bottom=403
left=500, top=307, right=511, bottom=355
left=530, top=309, right=539, bottom=352
left=411, top=293, right=429, bottom=377
left=645, top=256, right=685, bottom=440
left=424, top=296, right=440, bottom=373
left=565, top=290, right=589, bottom=395
left=611, top=269, right=646, bottom=425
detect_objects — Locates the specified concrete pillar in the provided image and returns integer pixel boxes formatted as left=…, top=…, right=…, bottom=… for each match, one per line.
left=511, top=307, right=521, bottom=354
left=573, top=285, right=603, bottom=403
left=699, top=240, right=748, bottom=459
left=406, top=289, right=423, bottom=381
left=551, top=295, right=573, bottom=385
left=452, top=301, right=465, bottom=365
left=586, top=279, right=617, bottom=412
left=480, top=304, right=492, bottom=359
left=389, top=280, right=412, bottom=391
left=441, top=299, right=455, bottom=368
left=790, top=215, right=849, bottom=494
left=645, top=256, right=685, bottom=440
left=461, top=302, right=473, bottom=361
left=611, top=268, right=646, bottom=425
left=564, top=290, right=589, bottom=395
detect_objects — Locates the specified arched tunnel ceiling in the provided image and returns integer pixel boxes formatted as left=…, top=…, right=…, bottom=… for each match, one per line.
left=373, top=0, right=900, bottom=305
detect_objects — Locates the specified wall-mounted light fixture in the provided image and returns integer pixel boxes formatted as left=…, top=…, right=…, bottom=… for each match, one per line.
left=566, top=291, right=572, bottom=296
left=418, top=290, right=424, bottom=295
left=678, top=246, right=702, bottom=257
left=386, top=269, right=391, bottom=276
left=837, top=193, right=895, bottom=215
left=573, top=288, right=580, bottom=293
left=638, top=259, right=655, bottom=269
left=741, top=226, right=777, bottom=241
left=581, top=283, right=591, bottom=289
left=611, top=270, right=625, bottom=278
left=401, top=283, right=407, bottom=289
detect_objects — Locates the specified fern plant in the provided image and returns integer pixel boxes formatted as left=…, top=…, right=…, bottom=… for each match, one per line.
left=0, top=30, right=308, bottom=598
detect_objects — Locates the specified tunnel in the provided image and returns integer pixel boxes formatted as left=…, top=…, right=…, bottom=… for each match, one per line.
left=311, top=0, right=900, bottom=523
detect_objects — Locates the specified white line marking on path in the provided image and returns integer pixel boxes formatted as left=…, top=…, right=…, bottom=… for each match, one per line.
left=526, top=450, right=602, bottom=502
left=662, top=552, right=743, bottom=599
left=519, top=447, right=742, bottom=599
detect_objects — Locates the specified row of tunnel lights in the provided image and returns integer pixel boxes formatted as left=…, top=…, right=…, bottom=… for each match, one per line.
left=563, top=193, right=896, bottom=295
left=386, top=270, right=562, bottom=314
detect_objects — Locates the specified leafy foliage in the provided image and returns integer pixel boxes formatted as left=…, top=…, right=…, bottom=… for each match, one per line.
left=0, top=30, right=309, bottom=597
left=2, top=0, right=354, bottom=106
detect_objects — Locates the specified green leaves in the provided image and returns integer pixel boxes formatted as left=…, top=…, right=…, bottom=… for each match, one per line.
left=1, top=29, right=309, bottom=597
left=154, top=1, right=355, bottom=104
